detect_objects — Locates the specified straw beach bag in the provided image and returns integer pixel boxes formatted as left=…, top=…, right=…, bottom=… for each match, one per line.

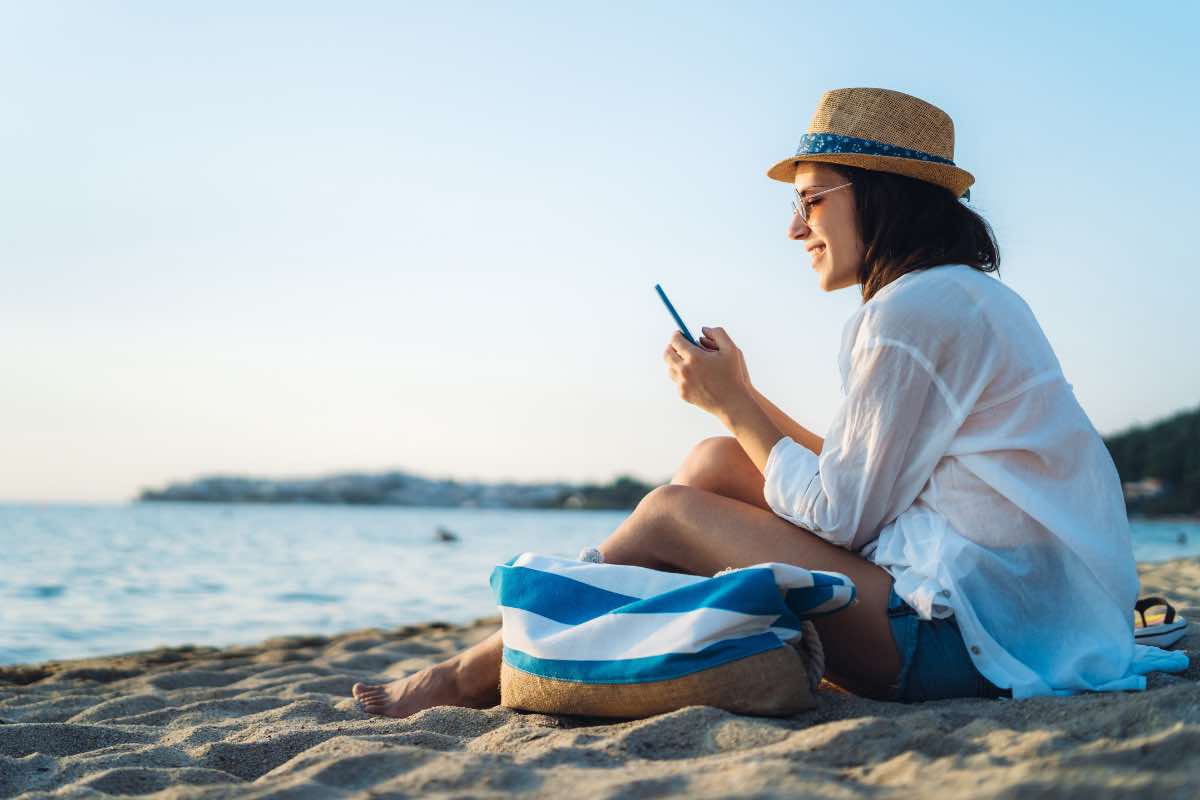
left=490, top=552, right=857, bottom=718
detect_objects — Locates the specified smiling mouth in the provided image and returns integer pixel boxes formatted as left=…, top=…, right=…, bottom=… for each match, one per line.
left=809, top=244, right=827, bottom=258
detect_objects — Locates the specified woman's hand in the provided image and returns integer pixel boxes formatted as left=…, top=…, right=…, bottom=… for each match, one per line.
left=697, top=326, right=753, bottom=390
left=663, top=326, right=755, bottom=423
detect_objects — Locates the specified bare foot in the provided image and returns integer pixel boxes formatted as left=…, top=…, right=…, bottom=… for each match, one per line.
left=352, top=661, right=490, bottom=719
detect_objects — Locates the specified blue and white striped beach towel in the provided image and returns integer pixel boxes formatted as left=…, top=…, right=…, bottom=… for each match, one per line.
left=490, top=553, right=857, bottom=685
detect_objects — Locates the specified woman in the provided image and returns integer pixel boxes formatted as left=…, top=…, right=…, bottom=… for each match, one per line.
left=353, top=87, right=1162, bottom=715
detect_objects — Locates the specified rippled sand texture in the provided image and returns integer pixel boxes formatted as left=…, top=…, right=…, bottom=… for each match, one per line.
left=1, top=559, right=1197, bottom=799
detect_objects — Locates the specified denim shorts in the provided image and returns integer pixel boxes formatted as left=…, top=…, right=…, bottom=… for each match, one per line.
left=886, top=588, right=1009, bottom=702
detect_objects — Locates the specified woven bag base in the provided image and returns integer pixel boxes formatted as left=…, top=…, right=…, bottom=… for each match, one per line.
left=500, top=646, right=816, bottom=719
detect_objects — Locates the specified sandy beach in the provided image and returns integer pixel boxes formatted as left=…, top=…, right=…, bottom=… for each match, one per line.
left=2, top=558, right=1197, bottom=799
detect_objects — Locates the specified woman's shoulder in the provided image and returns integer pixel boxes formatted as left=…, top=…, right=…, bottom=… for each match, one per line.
left=851, top=265, right=996, bottom=337
left=841, top=264, right=1059, bottom=379
left=876, top=263, right=1004, bottom=308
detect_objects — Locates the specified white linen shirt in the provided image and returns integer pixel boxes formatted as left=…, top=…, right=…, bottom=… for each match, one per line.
left=763, top=264, right=1187, bottom=699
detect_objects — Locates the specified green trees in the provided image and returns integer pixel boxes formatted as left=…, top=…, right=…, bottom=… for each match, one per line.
left=556, top=476, right=656, bottom=510
left=1104, top=404, right=1200, bottom=516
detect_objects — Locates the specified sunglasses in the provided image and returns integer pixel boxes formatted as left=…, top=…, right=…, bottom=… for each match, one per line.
left=791, top=181, right=853, bottom=223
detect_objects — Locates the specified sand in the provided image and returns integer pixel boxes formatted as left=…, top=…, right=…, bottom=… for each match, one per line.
left=2, top=559, right=1197, bottom=800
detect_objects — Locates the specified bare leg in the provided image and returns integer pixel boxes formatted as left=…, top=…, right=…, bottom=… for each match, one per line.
left=666, top=437, right=898, bottom=693
left=597, top=484, right=898, bottom=695
left=354, top=437, right=899, bottom=715
left=670, top=435, right=774, bottom=511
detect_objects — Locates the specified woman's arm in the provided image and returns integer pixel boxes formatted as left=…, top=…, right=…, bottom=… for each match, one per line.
left=664, top=327, right=817, bottom=476
left=762, top=339, right=959, bottom=551
left=748, top=386, right=823, bottom=457
left=694, top=327, right=824, bottom=457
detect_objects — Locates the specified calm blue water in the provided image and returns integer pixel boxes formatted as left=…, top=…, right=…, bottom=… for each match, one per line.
left=2, top=503, right=1197, bottom=666
left=0, top=503, right=625, bottom=666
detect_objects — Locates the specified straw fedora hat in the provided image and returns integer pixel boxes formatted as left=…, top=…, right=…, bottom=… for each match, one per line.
left=767, top=87, right=974, bottom=199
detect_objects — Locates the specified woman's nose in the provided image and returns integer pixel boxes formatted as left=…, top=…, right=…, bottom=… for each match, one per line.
left=788, top=213, right=811, bottom=241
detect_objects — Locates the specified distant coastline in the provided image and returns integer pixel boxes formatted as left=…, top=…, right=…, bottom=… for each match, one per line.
left=138, top=472, right=658, bottom=511
left=136, top=402, right=1199, bottom=516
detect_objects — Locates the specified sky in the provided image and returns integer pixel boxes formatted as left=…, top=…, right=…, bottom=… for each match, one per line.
left=2, top=1, right=1198, bottom=502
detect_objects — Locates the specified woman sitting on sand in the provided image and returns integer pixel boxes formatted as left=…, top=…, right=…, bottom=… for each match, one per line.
left=354, top=87, right=1152, bottom=714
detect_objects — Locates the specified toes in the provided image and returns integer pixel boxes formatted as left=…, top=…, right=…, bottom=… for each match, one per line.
left=352, top=689, right=385, bottom=716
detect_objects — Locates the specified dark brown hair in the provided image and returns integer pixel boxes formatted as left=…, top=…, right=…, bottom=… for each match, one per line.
left=824, top=164, right=1001, bottom=302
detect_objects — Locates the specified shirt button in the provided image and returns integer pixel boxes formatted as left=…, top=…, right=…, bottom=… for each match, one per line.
left=970, top=645, right=982, bottom=655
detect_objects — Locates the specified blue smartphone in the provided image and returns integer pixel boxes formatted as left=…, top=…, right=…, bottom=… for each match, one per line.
left=654, top=284, right=697, bottom=346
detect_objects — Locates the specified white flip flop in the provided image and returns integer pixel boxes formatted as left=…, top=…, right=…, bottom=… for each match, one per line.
left=1134, top=596, right=1189, bottom=649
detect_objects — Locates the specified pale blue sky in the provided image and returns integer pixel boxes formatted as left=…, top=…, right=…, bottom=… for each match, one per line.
left=3, top=2, right=1198, bottom=502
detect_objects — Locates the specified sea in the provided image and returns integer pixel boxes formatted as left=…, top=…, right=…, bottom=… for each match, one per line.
left=2, top=503, right=1198, bottom=666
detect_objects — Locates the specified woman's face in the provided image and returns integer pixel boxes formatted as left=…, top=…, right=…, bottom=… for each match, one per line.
left=789, top=164, right=864, bottom=292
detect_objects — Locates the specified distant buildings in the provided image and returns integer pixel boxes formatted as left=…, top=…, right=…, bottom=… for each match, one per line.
left=138, top=471, right=655, bottom=510
left=1123, top=477, right=1166, bottom=502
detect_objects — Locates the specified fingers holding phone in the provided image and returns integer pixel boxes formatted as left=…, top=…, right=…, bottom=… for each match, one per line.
left=662, top=328, right=749, bottom=418
left=655, top=285, right=755, bottom=416
left=700, top=326, right=752, bottom=389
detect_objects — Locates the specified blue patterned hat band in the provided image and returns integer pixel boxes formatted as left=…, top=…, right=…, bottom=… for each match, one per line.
left=794, top=132, right=970, bottom=200
left=794, top=133, right=957, bottom=168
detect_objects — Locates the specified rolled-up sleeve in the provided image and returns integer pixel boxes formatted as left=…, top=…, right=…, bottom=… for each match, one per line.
left=762, top=337, right=961, bottom=552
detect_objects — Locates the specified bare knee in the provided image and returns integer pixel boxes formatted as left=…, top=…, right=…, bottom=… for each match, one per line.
left=633, top=483, right=692, bottom=521
left=673, top=436, right=747, bottom=490
left=601, top=484, right=695, bottom=569
left=672, top=437, right=768, bottom=511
